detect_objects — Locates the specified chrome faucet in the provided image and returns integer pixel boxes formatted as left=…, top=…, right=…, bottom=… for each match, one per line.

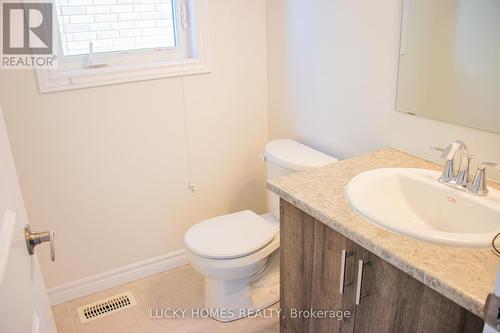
left=431, top=140, right=472, bottom=187
left=432, top=140, right=499, bottom=197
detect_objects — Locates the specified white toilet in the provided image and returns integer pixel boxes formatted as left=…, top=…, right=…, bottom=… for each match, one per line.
left=184, top=139, right=337, bottom=322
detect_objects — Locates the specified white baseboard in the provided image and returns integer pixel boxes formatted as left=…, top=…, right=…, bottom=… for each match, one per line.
left=48, top=249, right=189, bottom=306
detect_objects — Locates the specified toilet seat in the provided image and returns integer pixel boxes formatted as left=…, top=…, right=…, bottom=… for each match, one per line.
left=185, top=210, right=278, bottom=260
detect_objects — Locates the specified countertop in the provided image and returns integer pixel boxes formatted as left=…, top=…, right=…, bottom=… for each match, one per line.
left=267, top=148, right=500, bottom=318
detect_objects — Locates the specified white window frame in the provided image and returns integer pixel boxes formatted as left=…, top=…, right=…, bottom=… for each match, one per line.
left=36, top=0, right=211, bottom=93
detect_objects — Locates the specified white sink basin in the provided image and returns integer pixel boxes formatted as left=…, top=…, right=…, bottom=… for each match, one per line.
left=345, top=168, right=500, bottom=248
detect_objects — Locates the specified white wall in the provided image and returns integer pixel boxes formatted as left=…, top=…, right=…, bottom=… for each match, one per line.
left=267, top=0, right=500, bottom=181
left=0, top=0, right=268, bottom=288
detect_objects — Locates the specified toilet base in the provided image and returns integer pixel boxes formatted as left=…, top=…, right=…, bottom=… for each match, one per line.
left=205, top=250, right=280, bottom=322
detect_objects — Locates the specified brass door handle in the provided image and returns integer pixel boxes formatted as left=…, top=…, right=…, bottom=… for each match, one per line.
left=24, top=225, right=55, bottom=262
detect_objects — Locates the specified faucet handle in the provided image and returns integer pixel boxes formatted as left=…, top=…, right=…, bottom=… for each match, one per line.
left=431, top=143, right=461, bottom=160
left=430, top=146, right=454, bottom=180
left=430, top=146, right=445, bottom=153
left=430, top=146, right=451, bottom=160
left=479, top=162, right=500, bottom=171
left=468, top=162, right=500, bottom=196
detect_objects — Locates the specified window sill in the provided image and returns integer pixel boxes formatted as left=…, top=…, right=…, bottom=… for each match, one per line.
left=36, top=57, right=211, bottom=93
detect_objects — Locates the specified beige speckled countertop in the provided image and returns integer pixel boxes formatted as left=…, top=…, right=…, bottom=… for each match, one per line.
left=267, top=148, right=500, bottom=318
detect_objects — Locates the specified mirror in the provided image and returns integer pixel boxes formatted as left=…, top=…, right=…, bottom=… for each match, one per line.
left=396, top=0, right=500, bottom=134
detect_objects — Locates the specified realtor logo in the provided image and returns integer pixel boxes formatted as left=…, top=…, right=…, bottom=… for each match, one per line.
left=1, top=1, right=56, bottom=68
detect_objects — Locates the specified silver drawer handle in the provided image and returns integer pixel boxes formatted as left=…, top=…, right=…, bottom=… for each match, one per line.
left=24, top=225, right=55, bottom=262
left=355, top=259, right=371, bottom=305
left=339, top=250, right=353, bottom=294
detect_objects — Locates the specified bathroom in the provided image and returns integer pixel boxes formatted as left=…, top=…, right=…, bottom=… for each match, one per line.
left=0, top=0, right=500, bottom=332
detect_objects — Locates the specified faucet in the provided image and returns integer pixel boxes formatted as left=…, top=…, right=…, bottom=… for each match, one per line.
left=431, top=140, right=472, bottom=187
left=432, top=140, right=499, bottom=196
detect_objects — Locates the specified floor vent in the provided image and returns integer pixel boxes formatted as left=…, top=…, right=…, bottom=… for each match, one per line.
left=77, top=291, right=137, bottom=323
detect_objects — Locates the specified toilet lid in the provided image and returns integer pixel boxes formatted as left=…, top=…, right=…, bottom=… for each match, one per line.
left=184, top=210, right=278, bottom=259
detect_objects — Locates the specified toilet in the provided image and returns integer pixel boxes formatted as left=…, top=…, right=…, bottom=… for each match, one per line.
left=184, top=139, right=337, bottom=322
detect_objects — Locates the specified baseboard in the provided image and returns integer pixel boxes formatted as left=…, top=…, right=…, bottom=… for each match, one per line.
left=48, top=249, right=189, bottom=306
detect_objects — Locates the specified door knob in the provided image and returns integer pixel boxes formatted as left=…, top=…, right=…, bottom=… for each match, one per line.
left=24, top=225, right=55, bottom=262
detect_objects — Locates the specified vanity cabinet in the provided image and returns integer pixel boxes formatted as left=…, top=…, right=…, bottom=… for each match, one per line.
left=280, top=199, right=484, bottom=333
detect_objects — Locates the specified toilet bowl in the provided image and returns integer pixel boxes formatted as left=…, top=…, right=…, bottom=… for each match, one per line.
left=184, top=139, right=337, bottom=322
left=186, top=212, right=279, bottom=321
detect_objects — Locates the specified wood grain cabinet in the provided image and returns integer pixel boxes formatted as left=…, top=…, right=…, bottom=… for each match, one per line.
left=280, top=199, right=484, bottom=333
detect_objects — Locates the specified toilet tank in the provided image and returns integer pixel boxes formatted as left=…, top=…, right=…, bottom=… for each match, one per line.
left=264, top=139, right=338, bottom=220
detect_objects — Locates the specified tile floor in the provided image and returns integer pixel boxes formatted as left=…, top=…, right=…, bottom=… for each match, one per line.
left=52, top=265, right=279, bottom=333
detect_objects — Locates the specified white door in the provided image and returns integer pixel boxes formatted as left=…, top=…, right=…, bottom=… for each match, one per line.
left=0, top=106, right=57, bottom=333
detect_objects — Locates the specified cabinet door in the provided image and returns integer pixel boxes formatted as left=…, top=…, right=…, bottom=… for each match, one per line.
left=307, top=215, right=357, bottom=333
left=352, top=244, right=484, bottom=333
left=280, top=199, right=356, bottom=333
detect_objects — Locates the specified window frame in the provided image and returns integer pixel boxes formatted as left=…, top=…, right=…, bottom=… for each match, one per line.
left=36, top=0, right=211, bottom=93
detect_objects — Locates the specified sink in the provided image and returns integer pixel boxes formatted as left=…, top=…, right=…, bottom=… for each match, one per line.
left=345, top=168, right=500, bottom=248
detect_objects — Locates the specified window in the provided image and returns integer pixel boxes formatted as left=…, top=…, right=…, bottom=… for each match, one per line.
left=37, top=0, right=210, bottom=93
left=57, top=0, right=177, bottom=56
